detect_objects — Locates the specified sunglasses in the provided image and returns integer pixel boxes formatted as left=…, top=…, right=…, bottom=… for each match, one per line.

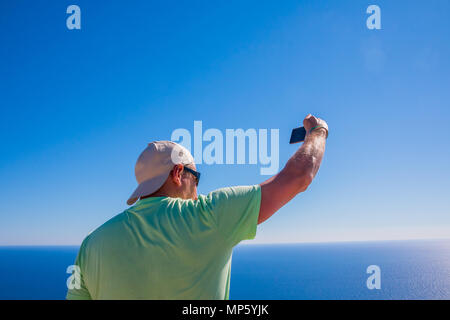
left=183, top=166, right=201, bottom=186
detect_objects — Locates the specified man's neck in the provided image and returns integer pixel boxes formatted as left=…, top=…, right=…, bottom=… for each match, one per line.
left=141, top=190, right=170, bottom=200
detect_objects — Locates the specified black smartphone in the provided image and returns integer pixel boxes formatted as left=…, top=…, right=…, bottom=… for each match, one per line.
left=289, top=126, right=306, bottom=144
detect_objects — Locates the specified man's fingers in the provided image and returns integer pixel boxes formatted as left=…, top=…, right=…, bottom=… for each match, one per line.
left=303, top=114, right=329, bottom=135
left=303, top=114, right=318, bottom=131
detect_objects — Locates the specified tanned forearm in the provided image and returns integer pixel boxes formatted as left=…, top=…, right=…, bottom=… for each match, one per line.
left=258, top=114, right=328, bottom=224
left=283, top=128, right=327, bottom=192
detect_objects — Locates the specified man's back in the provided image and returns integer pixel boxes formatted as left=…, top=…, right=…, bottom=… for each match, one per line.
left=66, top=185, right=261, bottom=300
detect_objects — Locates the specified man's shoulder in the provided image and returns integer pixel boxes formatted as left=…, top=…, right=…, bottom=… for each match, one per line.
left=201, top=185, right=261, bottom=199
left=80, top=211, right=128, bottom=248
left=194, top=185, right=261, bottom=211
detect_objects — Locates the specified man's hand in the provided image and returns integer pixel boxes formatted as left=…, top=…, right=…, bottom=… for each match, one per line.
left=303, top=114, right=328, bottom=138
left=258, top=114, right=328, bottom=224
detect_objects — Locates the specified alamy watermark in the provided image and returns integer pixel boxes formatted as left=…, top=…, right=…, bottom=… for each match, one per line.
left=66, top=5, right=81, bottom=30
left=65, top=5, right=380, bottom=31
left=66, top=265, right=81, bottom=290
left=170, top=121, right=279, bottom=175
left=366, top=265, right=381, bottom=290
left=66, top=263, right=383, bottom=291
left=366, top=5, right=381, bottom=30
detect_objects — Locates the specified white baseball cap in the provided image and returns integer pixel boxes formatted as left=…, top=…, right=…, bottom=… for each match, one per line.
left=127, top=141, right=194, bottom=205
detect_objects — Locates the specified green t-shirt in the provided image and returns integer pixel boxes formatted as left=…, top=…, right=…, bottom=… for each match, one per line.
left=66, top=185, right=261, bottom=300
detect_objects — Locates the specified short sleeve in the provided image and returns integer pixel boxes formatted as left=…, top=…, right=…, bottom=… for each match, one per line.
left=66, top=240, right=92, bottom=300
left=204, top=185, right=261, bottom=247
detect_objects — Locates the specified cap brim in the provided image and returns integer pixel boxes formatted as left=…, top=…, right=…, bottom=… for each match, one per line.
left=126, top=171, right=171, bottom=205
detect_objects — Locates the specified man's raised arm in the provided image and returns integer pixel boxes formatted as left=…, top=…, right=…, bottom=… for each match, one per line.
left=258, top=114, right=328, bottom=224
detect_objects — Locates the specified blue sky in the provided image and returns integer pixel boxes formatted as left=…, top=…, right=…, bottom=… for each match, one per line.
left=1, top=0, right=449, bottom=245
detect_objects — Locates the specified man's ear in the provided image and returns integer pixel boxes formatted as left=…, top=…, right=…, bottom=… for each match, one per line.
left=171, top=164, right=184, bottom=186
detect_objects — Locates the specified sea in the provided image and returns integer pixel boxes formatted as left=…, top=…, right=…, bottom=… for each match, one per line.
left=0, top=239, right=449, bottom=300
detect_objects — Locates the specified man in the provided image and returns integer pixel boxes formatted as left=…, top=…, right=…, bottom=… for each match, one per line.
left=66, top=114, right=328, bottom=300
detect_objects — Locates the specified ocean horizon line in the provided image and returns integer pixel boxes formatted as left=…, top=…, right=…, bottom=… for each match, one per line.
left=1, top=237, right=450, bottom=247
